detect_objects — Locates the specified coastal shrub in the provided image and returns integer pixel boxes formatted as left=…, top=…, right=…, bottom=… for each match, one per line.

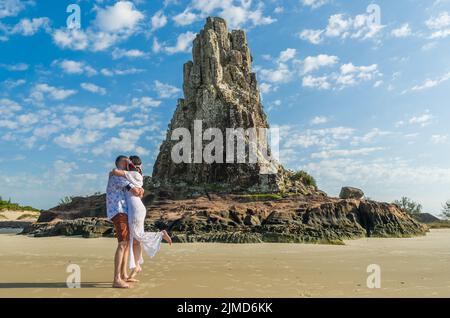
left=393, top=197, right=422, bottom=215
left=59, top=196, right=74, bottom=205
left=0, top=197, right=39, bottom=212
left=441, top=200, right=450, bottom=220
left=290, top=170, right=317, bottom=189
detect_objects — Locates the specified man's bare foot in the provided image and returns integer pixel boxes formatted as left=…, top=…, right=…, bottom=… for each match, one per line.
left=161, top=230, right=172, bottom=245
left=126, top=278, right=139, bottom=283
left=112, top=280, right=131, bottom=289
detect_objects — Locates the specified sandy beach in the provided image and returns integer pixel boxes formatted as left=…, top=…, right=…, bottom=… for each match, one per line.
left=0, top=229, right=449, bottom=298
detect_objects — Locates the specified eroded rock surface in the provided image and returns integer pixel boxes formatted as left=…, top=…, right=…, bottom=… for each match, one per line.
left=22, top=190, right=427, bottom=243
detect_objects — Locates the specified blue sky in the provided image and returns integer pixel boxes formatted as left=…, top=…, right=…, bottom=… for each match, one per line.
left=1, top=0, right=450, bottom=214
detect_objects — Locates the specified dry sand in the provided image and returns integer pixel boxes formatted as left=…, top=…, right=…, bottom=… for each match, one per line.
left=0, top=229, right=449, bottom=298
left=0, top=210, right=39, bottom=221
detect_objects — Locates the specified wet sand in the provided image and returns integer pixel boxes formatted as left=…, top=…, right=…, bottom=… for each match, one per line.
left=0, top=229, right=449, bottom=298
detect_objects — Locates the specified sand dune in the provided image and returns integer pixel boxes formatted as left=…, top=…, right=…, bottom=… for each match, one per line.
left=0, top=229, right=449, bottom=297
left=0, top=210, right=39, bottom=221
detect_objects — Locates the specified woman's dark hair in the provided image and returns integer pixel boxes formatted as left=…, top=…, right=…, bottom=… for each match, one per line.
left=128, top=155, right=142, bottom=174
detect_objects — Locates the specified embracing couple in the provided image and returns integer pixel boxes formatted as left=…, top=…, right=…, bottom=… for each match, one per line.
left=106, top=155, right=172, bottom=289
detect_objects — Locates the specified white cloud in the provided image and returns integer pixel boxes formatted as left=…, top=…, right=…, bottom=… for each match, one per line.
left=259, top=63, right=294, bottom=84
left=426, top=11, right=450, bottom=29
left=17, top=113, right=39, bottom=125
left=172, top=0, right=276, bottom=29
left=111, top=48, right=145, bottom=59
left=301, top=0, right=329, bottom=9
left=31, top=83, right=77, bottom=101
left=302, top=63, right=380, bottom=90
left=92, top=128, right=149, bottom=156
left=311, top=147, right=383, bottom=159
left=277, top=48, right=297, bottom=63
left=310, top=116, right=328, bottom=125
left=52, top=1, right=144, bottom=52
left=2, top=79, right=26, bottom=89
left=82, top=109, right=123, bottom=130
left=52, top=29, right=89, bottom=50
left=0, top=98, right=22, bottom=117
left=151, top=10, right=168, bottom=31
left=431, top=134, right=448, bottom=144
left=131, top=96, right=162, bottom=109
left=426, top=12, right=450, bottom=39
left=302, top=75, right=331, bottom=90
left=409, top=112, right=434, bottom=127
left=164, top=31, right=196, bottom=54
left=274, top=6, right=284, bottom=14
left=95, top=1, right=144, bottom=33
left=283, top=126, right=355, bottom=149
left=100, top=67, right=145, bottom=76
left=259, top=82, right=272, bottom=94
left=55, top=59, right=97, bottom=76
left=154, top=80, right=181, bottom=98
left=80, top=82, right=106, bottom=95
left=302, top=54, right=339, bottom=74
left=299, top=12, right=384, bottom=44
left=173, top=9, right=198, bottom=26
left=403, top=71, right=450, bottom=93
left=9, top=17, right=50, bottom=36
left=351, top=128, right=390, bottom=145
left=335, top=63, right=380, bottom=88
left=0, top=0, right=28, bottom=18
left=54, top=129, right=101, bottom=149
left=0, top=63, right=28, bottom=71
left=391, top=23, right=412, bottom=38
left=298, top=29, right=324, bottom=44
left=152, top=37, right=162, bottom=53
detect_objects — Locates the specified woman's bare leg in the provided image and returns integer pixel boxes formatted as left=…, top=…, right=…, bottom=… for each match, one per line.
left=129, top=240, right=142, bottom=280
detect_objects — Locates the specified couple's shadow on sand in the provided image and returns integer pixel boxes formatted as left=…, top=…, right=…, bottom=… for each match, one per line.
left=0, top=282, right=111, bottom=289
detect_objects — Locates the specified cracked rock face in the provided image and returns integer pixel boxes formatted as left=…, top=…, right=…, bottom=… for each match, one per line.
left=152, top=17, right=298, bottom=193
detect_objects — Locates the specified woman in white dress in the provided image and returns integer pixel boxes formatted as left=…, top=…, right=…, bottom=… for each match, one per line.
left=111, top=156, right=172, bottom=278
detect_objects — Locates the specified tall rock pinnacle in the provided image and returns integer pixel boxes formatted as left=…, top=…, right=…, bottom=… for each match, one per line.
left=152, top=17, right=305, bottom=193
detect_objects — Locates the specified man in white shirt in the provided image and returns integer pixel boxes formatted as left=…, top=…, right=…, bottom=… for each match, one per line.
left=107, top=155, right=144, bottom=289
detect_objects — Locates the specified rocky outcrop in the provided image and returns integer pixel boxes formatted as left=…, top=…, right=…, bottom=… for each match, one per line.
left=339, top=187, right=364, bottom=200
left=152, top=17, right=313, bottom=195
left=411, top=213, right=441, bottom=223
left=0, top=221, right=33, bottom=229
left=37, top=194, right=106, bottom=222
left=22, top=192, right=427, bottom=243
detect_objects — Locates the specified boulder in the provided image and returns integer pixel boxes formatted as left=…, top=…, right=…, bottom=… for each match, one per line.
left=339, top=187, right=364, bottom=200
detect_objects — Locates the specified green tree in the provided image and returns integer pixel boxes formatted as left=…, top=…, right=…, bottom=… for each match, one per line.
left=441, top=200, right=450, bottom=220
left=393, top=197, right=423, bottom=215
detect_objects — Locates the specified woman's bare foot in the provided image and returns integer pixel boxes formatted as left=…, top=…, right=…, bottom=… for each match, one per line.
left=129, top=265, right=142, bottom=280
left=161, top=230, right=172, bottom=245
left=112, top=279, right=130, bottom=289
